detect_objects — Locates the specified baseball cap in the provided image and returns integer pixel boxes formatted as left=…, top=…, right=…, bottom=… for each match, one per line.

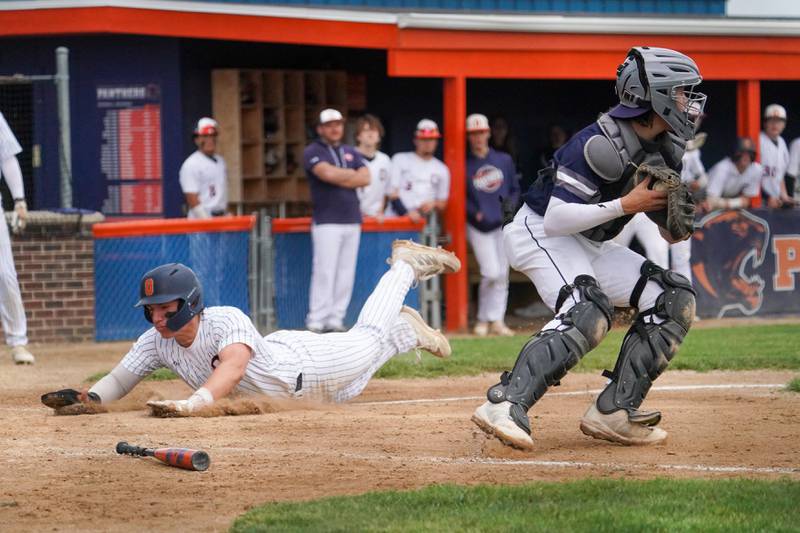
left=194, top=117, right=219, bottom=136
left=608, top=103, right=652, bottom=119
left=466, top=113, right=490, bottom=132
left=415, top=119, right=441, bottom=139
left=764, top=103, right=787, bottom=121
left=319, top=108, right=344, bottom=124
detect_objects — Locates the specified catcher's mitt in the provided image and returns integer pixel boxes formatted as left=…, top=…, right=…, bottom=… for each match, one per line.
left=41, top=388, right=106, bottom=416
left=634, top=163, right=695, bottom=241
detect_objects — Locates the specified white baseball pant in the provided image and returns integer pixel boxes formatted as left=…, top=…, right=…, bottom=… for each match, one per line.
left=613, top=212, right=669, bottom=270
left=467, top=224, right=510, bottom=323
left=307, top=223, right=361, bottom=330
left=267, top=260, right=418, bottom=402
left=504, top=205, right=665, bottom=324
left=0, top=216, right=27, bottom=346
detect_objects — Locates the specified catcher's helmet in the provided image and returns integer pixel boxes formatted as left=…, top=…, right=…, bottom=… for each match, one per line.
left=610, top=46, right=706, bottom=141
left=135, top=263, right=204, bottom=332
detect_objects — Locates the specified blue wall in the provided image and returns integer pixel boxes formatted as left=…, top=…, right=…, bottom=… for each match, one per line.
left=0, top=36, right=185, bottom=216
left=191, top=0, right=724, bottom=14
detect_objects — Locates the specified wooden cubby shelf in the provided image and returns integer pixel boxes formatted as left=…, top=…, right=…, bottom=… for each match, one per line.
left=212, top=68, right=349, bottom=206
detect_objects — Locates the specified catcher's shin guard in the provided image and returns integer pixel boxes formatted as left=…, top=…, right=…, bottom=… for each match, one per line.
left=596, top=261, right=696, bottom=416
left=486, top=275, right=613, bottom=434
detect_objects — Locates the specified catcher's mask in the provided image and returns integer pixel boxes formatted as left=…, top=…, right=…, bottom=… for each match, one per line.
left=611, top=46, right=707, bottom=141
left=135, top=263, right=204, bottom=332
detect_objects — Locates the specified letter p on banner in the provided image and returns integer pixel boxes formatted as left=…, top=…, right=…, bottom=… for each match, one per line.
left=773, top=236, right=800, bottom=291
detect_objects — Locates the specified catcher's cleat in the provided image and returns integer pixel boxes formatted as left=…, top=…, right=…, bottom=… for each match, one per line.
left=389, top=240, right=460, bottom=281
left=400, top=306, right=450, bottom=358
left=579, top=402, right=667, bottom=446
left=12, top=345, right=35, bottom=365
left=472, top=401, right=535, bottom=451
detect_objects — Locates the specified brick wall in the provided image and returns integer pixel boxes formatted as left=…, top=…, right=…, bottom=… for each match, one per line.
left=9, top=215, right=98, bottom=343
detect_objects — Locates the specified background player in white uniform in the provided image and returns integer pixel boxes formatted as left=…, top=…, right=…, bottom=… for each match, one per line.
left=670, top=130, right=708, bottom=282
left=179, top=117, right=228, bottom=219
left=704, top=137, right=762, bottom=210
left=41, top=243, right=460, bottom=414
left=354, top=114, right=392, bottom=220
left=387, top=119, right=450, bottom=223
left=472, top=47, right=705, bottom=451
left=759, top=104, right=793, bottom=208
left=787, top=135, right=800, bottom=202
left=0, top=111, right=34, bottom=364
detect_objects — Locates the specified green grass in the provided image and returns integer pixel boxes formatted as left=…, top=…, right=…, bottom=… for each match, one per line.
left=231, top=478, right=800, bottom=532
left=376, top=323, right=800, bottom=379
left=84, top=368, right=178, bottom=383
left=787, top=378, right=800, bottom=393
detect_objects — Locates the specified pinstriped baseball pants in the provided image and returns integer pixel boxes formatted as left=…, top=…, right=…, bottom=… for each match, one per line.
left=266, top=260, right=418, bottom=402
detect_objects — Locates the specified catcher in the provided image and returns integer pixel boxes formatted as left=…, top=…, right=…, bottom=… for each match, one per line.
left=472, top=46, right=704, bottom=450
left=42, top=240, right=459, bottom=416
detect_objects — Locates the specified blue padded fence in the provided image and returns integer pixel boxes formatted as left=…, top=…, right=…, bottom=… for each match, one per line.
left=273, top=230, right=421, bottom=330
left=94, top=229, right=250, bottom=341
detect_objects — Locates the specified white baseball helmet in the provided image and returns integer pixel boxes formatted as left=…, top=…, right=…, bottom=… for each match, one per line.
left=466, top=114, right=490, bottom=132
left=415, top=119, right=441, bottom=139
left=194, top=117, right=219, bottom=136
left=763, top=104, right=787, bottom=121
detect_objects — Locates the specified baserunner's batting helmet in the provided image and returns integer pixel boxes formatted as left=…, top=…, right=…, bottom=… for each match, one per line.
left=135, top=263, right=204, bottom=332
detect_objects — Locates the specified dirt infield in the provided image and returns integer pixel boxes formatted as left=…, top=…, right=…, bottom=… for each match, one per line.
left=1, top=342, right=799, bottom=532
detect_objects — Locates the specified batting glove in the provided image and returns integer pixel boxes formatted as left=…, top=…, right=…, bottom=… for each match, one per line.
left=11, top=199, right=27, bottom=234
left=147, top=387, right=213, bottom=417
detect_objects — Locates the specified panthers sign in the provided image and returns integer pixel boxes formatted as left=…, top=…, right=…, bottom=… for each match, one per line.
left=691, top=209, right=800, bottom=318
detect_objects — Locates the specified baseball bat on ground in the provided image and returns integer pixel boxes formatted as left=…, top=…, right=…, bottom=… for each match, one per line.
left=115, top=441, right=210, bottom=471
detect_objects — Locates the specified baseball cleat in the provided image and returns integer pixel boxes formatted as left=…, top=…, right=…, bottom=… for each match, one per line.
left=490, top=321, right=514, bottom=337
left=579, top=402, right=667, bottom=446
left=12, top=345, right=35, bottom=365
left=472, top=401, right=534, bottom=451
left=400, top=305, right=451, bottom=358
left=389, top=240, right=461, bottom=281
left=473, top=322, right=489, bottom=337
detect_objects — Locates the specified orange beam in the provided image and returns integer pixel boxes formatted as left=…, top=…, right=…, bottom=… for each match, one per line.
left=271, top=216, right=425, bottom=234
left=0, top=7, right=397, bottom=49
left=737, top=79, right=763, bottom=208
left=93, top=215, right=255, bottom=238
left=443, top=76, right=468, bottom=333
left=389, top=49, right=800, bottom=80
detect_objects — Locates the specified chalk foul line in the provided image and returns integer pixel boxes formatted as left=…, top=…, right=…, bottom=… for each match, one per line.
left=357, top=383, right=786, bottom=406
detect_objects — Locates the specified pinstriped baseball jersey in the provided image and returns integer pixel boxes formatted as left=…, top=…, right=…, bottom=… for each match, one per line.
left=0, top=112, right=22, bottom=162
left=119, top=261, right=420, bottom=403
left=121, top=306, right=301, bottom=398
left=759, top=131, right=789, bottom=198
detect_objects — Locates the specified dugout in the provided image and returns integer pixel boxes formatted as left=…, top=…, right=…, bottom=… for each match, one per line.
left=4, top=3, right=800, bottom=331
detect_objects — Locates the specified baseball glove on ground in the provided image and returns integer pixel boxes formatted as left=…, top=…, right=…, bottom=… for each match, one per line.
left=41, top=388, right=107, bottom=416
left=635, top=163, right=696, bottom=241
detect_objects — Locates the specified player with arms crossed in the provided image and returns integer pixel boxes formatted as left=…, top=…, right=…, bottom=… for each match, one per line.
left=472, top=47, right=705, bottom=450
left=41, top=241, right=459, bottom=414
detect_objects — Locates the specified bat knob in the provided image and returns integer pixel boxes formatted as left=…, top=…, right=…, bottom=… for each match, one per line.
left=116, top=442, right=129, bottom=454
left=191, top=451, right=211, bottom=472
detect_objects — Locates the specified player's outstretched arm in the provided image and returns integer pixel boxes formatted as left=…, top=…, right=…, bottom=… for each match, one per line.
left=41, top=363, right=144, bottom=415
left=147, top=343, right=252, bottom=416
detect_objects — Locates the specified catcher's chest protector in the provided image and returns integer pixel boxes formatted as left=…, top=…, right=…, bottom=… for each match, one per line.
left=580, top=114, right=685, bottom=242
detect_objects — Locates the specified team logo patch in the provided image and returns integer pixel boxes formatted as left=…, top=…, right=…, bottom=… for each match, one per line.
left=144, top=278, right=154, bottom=297
left=691, top=210, right=769, bottom=318
left=472, top=165, right=503, bottom=193
left=344, top=152, right=354, bottom=162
